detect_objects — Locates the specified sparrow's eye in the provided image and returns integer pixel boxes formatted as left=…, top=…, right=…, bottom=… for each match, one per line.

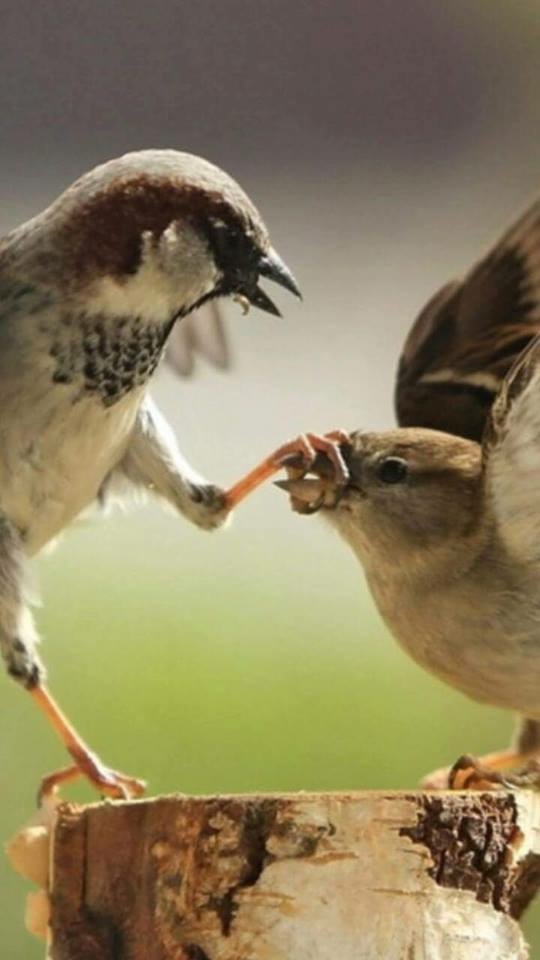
left=209, top=219, right=258, bottom=278
left=210, top=222, right=234, bottom=261
left=377, top=457, right=408, bottom=484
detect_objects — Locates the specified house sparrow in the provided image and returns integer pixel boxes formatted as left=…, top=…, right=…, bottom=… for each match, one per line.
left=0, top=148, right=301, bottom=799
left=274, top=194, right=540, bottom=789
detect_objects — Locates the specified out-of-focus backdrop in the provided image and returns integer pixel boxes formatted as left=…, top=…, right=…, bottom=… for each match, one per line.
left=2, top=1, right=540, bottom=955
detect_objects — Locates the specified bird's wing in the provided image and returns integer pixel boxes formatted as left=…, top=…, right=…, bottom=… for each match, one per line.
left=164, top=300, right=231, bottom=377
left=395, top=199, right=540, bottom=441
left=483, top=336, right=540, bottom=565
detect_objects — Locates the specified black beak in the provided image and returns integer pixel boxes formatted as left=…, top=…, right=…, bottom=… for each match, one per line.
left=244, top=247, right=302, bottom=317
left=258, top=248, right=302, bottom=298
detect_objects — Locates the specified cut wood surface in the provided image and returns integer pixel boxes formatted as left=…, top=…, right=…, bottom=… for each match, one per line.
left=21, top=790, right=540, bottom=958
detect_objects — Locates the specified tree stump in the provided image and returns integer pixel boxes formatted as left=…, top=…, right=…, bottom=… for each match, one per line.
left=10, top=790, right=540, bottom=959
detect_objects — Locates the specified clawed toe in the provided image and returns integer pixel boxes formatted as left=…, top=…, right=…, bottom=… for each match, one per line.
left=448, top=754, right=506, bottom=790
left=422, top=753, right=540, bottom=792
left=38, top=757, right=146, bottom=804
left=223, top=430, right=351, bottom=512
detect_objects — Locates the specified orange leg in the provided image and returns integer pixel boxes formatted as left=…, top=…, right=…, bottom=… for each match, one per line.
left=31, top=685, right=146, bottom=801
left=224, top=430, right=350, bottom=509
left=422, top=748, right=540, bottom=791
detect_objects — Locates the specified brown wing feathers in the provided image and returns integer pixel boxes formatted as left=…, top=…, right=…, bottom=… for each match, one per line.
left=395, top=201, right=540, bottom=442
left=165, top=301, right=230, bottom=377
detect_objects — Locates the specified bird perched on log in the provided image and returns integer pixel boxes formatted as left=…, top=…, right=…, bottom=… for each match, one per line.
left=0, top=149, right=302, bottom=798
left=274, top=195, right=540, bottom=788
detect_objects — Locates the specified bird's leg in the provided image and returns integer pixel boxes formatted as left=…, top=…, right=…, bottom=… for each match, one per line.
left=224, top=430, right=351, bottom=509
left=422, top=720, right=540, bottom=790
left=115, top=400, right=230, bottom=531
left=30, top=685, right=146, bottom=801
left=0, top=515, right=145, bottom=801
left=118, top=406, right=349, bottom=520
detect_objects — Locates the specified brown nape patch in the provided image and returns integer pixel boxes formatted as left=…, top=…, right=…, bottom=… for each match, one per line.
left=400, top=794, right=540, bottom=918
left=57, top=176, right=256, bottom=284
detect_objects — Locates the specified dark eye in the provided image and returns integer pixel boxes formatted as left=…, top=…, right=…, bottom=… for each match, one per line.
left=377, top=457, right=408, bottom=484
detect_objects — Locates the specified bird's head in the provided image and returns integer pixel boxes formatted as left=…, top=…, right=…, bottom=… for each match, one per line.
left=279, top=428, right=484, bottom=573
left=26, top=149, right=300, bottom=321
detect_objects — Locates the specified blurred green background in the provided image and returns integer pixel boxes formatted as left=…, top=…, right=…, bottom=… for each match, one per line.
left=3, top=0, right=540, bottom=956
left=2, top=505, right=538, bottom=955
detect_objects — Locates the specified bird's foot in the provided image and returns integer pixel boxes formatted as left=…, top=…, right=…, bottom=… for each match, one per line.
left=422, top=755, right=507, bottom=790
left=224, top=430, right=351, bottom=510
left=422, top=751, right=540, bottom=791
left=38, top=753, right=146, bottom=804
left=448, top=755, right=540, bottom=791
left=278, top=430, right=352, bottom=514
left=30, top=684, right=146, bottom=804
left=447, top=754, right=509, bottom=791
left=185, top=481, right=229, bottom=530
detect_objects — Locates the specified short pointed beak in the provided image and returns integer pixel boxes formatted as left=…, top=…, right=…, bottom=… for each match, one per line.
left=239, top=248, right=301, bottom=317
left=248, top=284, right=282, bottom=317
left=258, top=248, right=302, bottom=298
left=274, top=476, right=339, bottom=514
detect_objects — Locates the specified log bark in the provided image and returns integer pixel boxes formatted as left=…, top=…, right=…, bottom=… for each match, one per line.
left=18, top=791, right=540, bottom=958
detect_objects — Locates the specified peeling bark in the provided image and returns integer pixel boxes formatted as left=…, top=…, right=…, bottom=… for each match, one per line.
left=400, top=793, right=539, bottom=916
left=44, top=791, right=540, bottom=959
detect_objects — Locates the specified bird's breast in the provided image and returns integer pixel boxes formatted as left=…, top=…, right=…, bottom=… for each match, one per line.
left=0, top=289, right=175, bottom=551
left=365, top=564, right=540, bottom=718
left=48, top=311, right=170, bottom=406
left=0, top=364, right=144, bottom=554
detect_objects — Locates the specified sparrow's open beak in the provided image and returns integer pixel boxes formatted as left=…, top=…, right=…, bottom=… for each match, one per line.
left=274, top=477, right=341, bottom=514
left=245, top=248, right=302, bottom=317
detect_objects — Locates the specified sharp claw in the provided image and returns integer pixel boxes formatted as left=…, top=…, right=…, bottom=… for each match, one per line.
left=280, top=452, right=308, bottom=471
left=39, top=758, right=146, bottom=803
left=449, top=754, right=508, bottom=791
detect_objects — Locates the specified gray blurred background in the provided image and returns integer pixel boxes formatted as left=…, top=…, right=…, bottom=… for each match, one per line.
left=2, top=1, right=540, bottom=955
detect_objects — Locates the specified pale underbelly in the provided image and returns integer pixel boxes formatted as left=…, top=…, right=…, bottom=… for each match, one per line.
left=0, top=389, right=141, bottom=554
left=370, top=583, right=540, bottom=719
left=394, top=624, right=540, bottom=718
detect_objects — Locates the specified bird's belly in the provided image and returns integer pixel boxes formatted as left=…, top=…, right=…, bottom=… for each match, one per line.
left=0, top=386, right=142, bottom=554
left=368, top=576, right=540, bottom=718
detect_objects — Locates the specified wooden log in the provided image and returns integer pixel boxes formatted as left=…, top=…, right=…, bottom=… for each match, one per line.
left=12, top=790, right=540, bottom=959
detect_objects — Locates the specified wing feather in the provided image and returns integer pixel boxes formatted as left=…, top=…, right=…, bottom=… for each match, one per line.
left=164, top=301, right=230, bottom=377
left=396, top=199, right=540, bottom=440
left=483, top=336, right=540, bottom=565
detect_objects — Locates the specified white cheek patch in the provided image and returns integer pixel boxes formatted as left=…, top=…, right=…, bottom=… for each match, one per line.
left=155, top=221, right=220, bottom=312
left=85, top=264, right=179, bottom=323
left=83, top=221, right=219, bottom=324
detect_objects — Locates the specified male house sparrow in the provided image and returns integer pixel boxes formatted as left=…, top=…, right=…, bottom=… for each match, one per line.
left=274, top=195, right=540, bottom=788
left=0, top=149, right=302, bottom=798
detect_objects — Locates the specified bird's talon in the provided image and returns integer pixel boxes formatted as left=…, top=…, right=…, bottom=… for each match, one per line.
left=448, top=754, right=506, bottom=791
left=276, top=431, right=350, bottom=483
left=38, top=757, right=146, bottom=804
left=305, top=431, right=350, bottom=486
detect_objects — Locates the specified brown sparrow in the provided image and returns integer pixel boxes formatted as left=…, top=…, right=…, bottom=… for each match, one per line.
left=268, top=194, right=540, bottom=789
